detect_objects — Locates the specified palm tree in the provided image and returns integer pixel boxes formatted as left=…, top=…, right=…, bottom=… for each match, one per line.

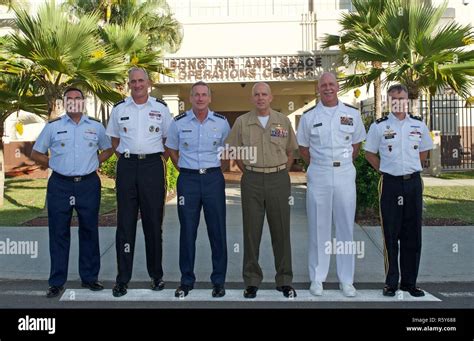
left=322, top=0, right=388, bottom=118
left=65, top=0, right=183, bottom=53
left=3, top=1, right=127, bottom=118
left=338, top=0, right=474, bottom=113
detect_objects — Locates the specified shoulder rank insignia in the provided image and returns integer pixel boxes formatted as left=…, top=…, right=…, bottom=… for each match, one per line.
left=113, top=99, right=125, bottom=108
left=375, top=116, right=389, bottom=124
left=88, top=116, right=101, bottom=123
left=48, top=117, right=61, bottom=124
left=174, top=112, right=187, bottom=121
left=409, top=113, right=422, bottom=121
left=213, top=113, right=226, bottom=120
left=156, top=98, right=168, bottom=107
left=303, top=105, right=315, bottom=114
left=343, top=102, right=358, bottom=110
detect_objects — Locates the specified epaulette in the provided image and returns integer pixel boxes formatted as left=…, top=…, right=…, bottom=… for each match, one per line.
left=113, top=99, right=125, bottom=108
left=344, top=102, right=358, bottom=110
left=174, top=112, right=187, bottom=121
left=88, top=116, right=101, bottom=123
left=213, top=112, right=226, bottom=120
left=48, top=117, right=61, bottom=124
left=156, top=98, right=168, bottom=107
left=409, top=114, right=422, bottom=121
left=303, top=105, right=315, bottom=114
left=375, top=116, right=389, bottom=124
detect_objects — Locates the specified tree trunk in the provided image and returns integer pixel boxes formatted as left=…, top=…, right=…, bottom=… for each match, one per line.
left=372, top=61, right=382, bottom=118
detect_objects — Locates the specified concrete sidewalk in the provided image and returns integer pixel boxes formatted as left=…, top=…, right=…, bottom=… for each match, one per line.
left=0, top=185, right=472, bottom=284
left=422, top=176, right=474, bottom=186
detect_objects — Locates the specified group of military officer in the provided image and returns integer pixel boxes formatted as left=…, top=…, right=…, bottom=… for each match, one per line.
left=32, top=68, right=432, bottom=299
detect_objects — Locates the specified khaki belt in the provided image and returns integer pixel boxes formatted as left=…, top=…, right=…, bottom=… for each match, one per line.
left=245, top=164, right=287, bottom=174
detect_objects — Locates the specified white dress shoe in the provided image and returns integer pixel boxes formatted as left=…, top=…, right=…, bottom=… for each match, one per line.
left=339, top=283, right=356, bottom=297
left=309, top=281, right=323, bottom=296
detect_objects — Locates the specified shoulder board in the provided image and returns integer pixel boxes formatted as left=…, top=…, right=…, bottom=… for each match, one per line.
left=156, top=98, right=168, bottom=107
left=174, top=112, right=187, bottom=121
left=113, top=99, right=125, bottom=108
left=48, top=117, right=61, bottom=124
left=303, top=105, right=315, bottom=114
left=88, top=116, right=101, bottom=123
left=213, top=112, right=226, bottom=120
left=344, top=102, right=358, bottom=110
left=409, top=114, right=422, bottom=121
left=375, top=116, right=389, bottom=124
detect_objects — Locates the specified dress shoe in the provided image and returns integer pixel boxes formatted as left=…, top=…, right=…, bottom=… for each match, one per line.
left=212, top=285, right=226, bottom=298
left=151, top=278, right=165, bottom=291
left=339, top=283, right=357, bottom=297
left=276, top=286, right=297, bottom=298
left=46, top=286, right=64, bottom=298
left=81, top=281, right=104, bottom=291
left=175, top=284, right=192, bottom=298
left=400, top=285, right=425, bottom=297
left=112, top=283, right=128, bottom=297
left=383, top=285, right=397, bottom=297
left=243, top=286, right=258, bottom=299
left=309, top=281, right=323, bottom=296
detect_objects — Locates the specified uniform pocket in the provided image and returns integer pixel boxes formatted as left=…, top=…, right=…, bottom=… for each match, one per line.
left=310, top=126, right=322, bottom=146
left=51, top=133, right=70, bottom=154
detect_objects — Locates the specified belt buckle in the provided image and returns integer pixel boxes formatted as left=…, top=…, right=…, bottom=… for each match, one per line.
left=199, top=168, right=207, bottom=174
left=73, top=176, right=82, bottom=182
left=333, top=161, right=341, bottom=167
left=138, top=154, right=146, bottom=159
left=403, top=174, right=411, bottom=180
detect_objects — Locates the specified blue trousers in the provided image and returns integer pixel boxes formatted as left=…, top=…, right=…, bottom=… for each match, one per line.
left=177, top=169, right=227, bottom=287
left=47, top=172, right=101, bottom=287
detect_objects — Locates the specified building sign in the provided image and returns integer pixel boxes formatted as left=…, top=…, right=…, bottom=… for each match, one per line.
left=160, top=53, right=338, bottom=83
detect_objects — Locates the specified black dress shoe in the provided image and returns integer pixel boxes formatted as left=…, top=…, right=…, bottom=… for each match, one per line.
left=151, top=278, right=165, bottom=291
left=276, top=286, right=297, bottom=298
left=81, top=281, right=104, bottom=291
left=243, top=286, right=258, bottom=299
left=46, top=286, right=64, bottom=298
left=175, top=284, right=192, bottom=298
left=112, top=283, right=128, bottom=297
left=383, top=285, right=397, bottom=297
left=212, top=285, right=226, bottom=298
left=400, top=285, right=425, bottom=297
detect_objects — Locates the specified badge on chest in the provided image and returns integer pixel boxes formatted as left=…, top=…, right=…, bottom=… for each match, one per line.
left=270, top=125, right=288, bottom=138
left=340, top=116, right=353, bottom=126
left=383, top=126, right=397, bottom=139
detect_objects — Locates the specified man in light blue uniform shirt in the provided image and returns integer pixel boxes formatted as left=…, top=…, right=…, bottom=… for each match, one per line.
left=166, top=81, right=230, bottom=298
left=31, top=88, right=113, bottom=298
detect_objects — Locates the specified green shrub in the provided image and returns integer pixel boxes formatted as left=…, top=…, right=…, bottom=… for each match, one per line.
left=166, top=159, right=178, bottom=191
left=355, top=147, right=380, bottom=214
left=99, top=153, right=118, bottom=178
left=99, top=154, right=179, bottom=192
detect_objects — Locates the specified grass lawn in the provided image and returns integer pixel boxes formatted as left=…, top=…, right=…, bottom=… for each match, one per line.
left=0, top=177, right=116, bottom=226
left=437, top=170, right=474, bottom=180
left=423, top=186, right=474, bottom=224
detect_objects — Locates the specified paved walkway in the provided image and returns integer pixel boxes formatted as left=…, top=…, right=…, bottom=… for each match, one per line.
left=0, top=185, right=472, bottom=285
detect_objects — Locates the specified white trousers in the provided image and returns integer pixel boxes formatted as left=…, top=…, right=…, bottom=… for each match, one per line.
left=306, top=163, right=356, bottom=284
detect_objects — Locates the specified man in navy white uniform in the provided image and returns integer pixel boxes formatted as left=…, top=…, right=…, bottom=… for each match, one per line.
left=166, top=81, right=230, bottom=298
left=106, top=67, right=173, bottom=297
left=31, top=87, right=113, bottom=298
left=365, top=84, right=433, bottom=297
left=297, top=72, right=366, bottom=297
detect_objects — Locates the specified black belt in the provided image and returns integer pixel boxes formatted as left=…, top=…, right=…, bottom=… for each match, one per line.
left=53, top=171, right=97, bottom=182
left=180, top=167, right=221, bottom=175
left=382, top=172, right=420, bottom=180
left=121, top=152, right=163, bottom=160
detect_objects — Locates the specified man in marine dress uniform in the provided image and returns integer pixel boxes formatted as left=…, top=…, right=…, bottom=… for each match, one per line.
left=365, top=84, right=433, bottom=297
left=226, top=82, right=298, bottom=299
left=297, top=72, right=366, bottom=297
left=31, top=87, right=113, bottom=298
left=106, top=67, right=173, bottom=297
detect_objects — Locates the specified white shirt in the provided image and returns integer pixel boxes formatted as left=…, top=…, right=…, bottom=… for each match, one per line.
left=106, top=96, right=172, bottom=154
left=365, top=112, right=433, bottom=176
left=297, top=101, right=366, bottom=167
left=257, top=115, right=270, bottom=128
